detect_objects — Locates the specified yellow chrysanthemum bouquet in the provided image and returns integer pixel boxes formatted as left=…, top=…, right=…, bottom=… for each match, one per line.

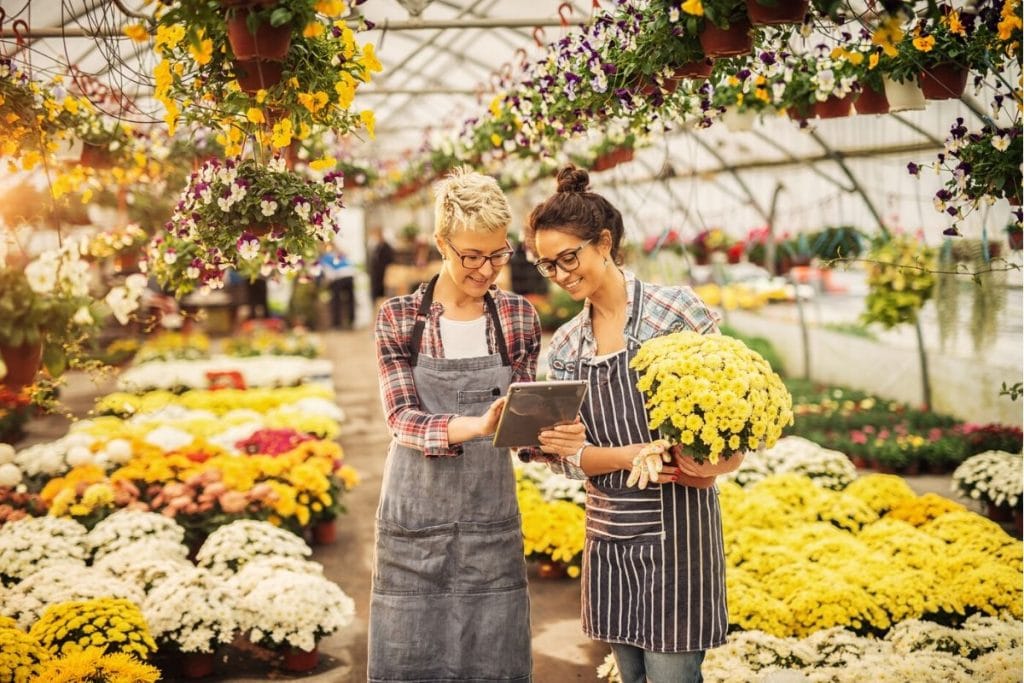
left=630, top=331, right=793, bottom=485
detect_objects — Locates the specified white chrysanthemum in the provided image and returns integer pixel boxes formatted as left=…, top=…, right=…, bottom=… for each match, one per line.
left=196, top=520, right=311, bottom=576
left=237, top=570, right=355, bottom=651
left=143, top=567, right=239, bottom=653
left=88, top=510, right=186, bottom=559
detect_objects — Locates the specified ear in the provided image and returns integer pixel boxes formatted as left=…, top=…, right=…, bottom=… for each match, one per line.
left=598, top=228, right=614, bottom=256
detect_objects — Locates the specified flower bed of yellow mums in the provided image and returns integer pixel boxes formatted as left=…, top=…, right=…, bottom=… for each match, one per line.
left=720, top=473, right=1022, bottom=638
left=516, top=471, right=585, bottom=578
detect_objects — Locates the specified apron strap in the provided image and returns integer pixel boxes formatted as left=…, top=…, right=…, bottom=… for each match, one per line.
left=408, top=274, right=511, bottom=367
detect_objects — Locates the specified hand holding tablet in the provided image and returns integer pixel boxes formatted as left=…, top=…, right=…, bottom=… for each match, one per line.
left=492, top=381, right=588, bottom=448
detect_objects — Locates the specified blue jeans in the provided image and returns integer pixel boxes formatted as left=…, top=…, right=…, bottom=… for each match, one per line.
left=610, top=643, right=705, bottom=683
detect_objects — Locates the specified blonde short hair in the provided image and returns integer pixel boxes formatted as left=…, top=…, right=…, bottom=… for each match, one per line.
left=433, top=167, right=511, bottom=239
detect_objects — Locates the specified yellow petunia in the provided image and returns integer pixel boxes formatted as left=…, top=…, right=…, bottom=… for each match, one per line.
left=316, top=0, right=346, bottom=15
left=123, top=23, right=149, bottom=43
left=361, top=42, right=383, bottom=73
left=270, top=118, right=294, bottom=148
left=912, top=34, right=935, bottom=52
left=246, top=107, right=266, bottom=124
left=681, top=0, right=703, bottom=16
left=309, top=157, right=336, bottom=171
left=303, top=21, right=325, bottom=38
left=360, top=109, right=376, bottom=139
left=871, top=16, right=904, bottom=58
left=188, top=35, right=213, bottom=65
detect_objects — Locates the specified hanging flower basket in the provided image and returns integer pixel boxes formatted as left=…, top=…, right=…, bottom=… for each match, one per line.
left=592, top=147, right=634, bottom=172
left=672, top=59, right=714, bottom=81
left=0, top=342, right=43, bottom=391
left=226, top=7, right=292, bottom=61
left=786, top=102, right=814, bottom=121
left=721, top=107, right=757, bottom=131
left=882, top=76, right=927, bottom=112
left=919, top=63, right=969, bottom=100
left=813, top=92, right=857, bottom=119
left=1008, top=230, right=1023, bottom=250
left=79, top=142, right=114, bottom=169
left=854, top=83, right=889, bottom=115
left=233, top=59, right=284, bottom=94
left=744, top=0, right=809, bottom=25
left=281, top=645, right=319, bottom=672
left=699, top=18, right=754, bottom=58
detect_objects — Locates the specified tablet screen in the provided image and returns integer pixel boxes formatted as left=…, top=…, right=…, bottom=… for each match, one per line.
left=492, top=380, right=588, bottom=448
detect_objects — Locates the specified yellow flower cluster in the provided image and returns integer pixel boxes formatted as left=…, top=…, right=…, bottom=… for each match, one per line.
left=692, top=283, right=788, bottom=311
left=32, top=648, right=160, bottom=683
left=81, top=409, right=340, bottom=445
left=631, top=331, right=793, bottom=463
left=843, top=474, right=917, bottom=515
left=41, top=465, right=115, bottom=525
left=133, top=332, right=211, bottom=363
left=0, top=618, right=51, bottom=682
left=96, top=384, right=333, bottom=417
left=29, top=598, right=156, bottom=660
left=720, top=476, right=1022, bottom=638
left=887, top=492, right=967, bottom=526
left=516, top=473, right=585, bottom=577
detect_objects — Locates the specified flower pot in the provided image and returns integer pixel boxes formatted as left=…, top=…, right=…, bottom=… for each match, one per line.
left=0, top=342, right=43, bottom=391
left=882, top=76, right=926, bottom=112
left=672, top=59, right=714, bottom=81
left=1008, top=230, right=1023, bottom=250
left=592, top=147, right=634, bottom=172
left=721, top=107, right=757, bottom=131
left=79, top=142, right=114, bottom=169
left=1014, top=509, right=1023, bottom=539
left=919, top=63, right=969, bottom=100
left=536, top=560, right=568, bottom=579
left=901, top=461, right=921, bottom=476
left=854, top=83, right=889, bottom=115
left=699, top=18, right=753, bottom=58
left=850, top=455, right=868, bottom=469
left=813, top=92, right=857, bottom=118
left=986, top=502, right=1013, bottom=523
left=281, top=645, right=319, bottom=673
left=226, top=8, right=292, bottom=61
left=313, top=519, right=336, bottom=545
left=234, top=59, right=284, bottom=94
left=180, top=651, right=216, bottom=679
left=744, top=0, right=809, bottom=25
left=787, top=102, right=814, bottom=121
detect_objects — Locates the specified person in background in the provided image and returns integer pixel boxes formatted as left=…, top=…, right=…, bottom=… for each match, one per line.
left=520, top=164, right=743, bottom=683
left=508, top=238, right=550, bottom=305
left=320, top=245, right=356, bottom=329
left=368, top=167, right=583, bottom=682
left=367, top=226, right=395, bottom=308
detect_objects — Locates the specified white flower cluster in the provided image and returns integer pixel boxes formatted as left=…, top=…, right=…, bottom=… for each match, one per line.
left=224, top=556, right=326, bottom=598
left=87, top=509, right=187, bottom=559
left=0, top=443, right=20, bottom=487
left=238, top=570, right=355, bottom=652
left=95, top=549, right=192, bottom=594
left=721, top=436, right=857, bottom=491
left=595, top=615, right=1023, bottom=683
left=0, top=516, right=89, bottom=583
left=196, top=520, right=312, bottom=576
left=117, top=355, right=334, bottom=392
left=518, top=461, right=587, bottom=506
left=952, top=450, right=1023, bottom=508
left=1, top=565, right=144, bottom=629
left=143, top=567, right=239, bottom=653
left=9, top=430, right=136, bottom=480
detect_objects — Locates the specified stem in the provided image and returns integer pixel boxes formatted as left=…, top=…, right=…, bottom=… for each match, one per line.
left=914, top=316, right=932, bottom=411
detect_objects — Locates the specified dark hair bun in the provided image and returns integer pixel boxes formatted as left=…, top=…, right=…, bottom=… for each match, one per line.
left=555, top=165, right=589, bottom=194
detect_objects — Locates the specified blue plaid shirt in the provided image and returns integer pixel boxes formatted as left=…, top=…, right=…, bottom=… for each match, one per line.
left=520, top=270, right=718, bottom=476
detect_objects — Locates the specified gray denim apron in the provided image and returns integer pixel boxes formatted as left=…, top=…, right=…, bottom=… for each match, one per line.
left=369, top=276, right=532, bottom=683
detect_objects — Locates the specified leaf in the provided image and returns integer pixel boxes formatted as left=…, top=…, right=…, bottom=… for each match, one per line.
left=43, top=344, right=67, bottom=377
left=269, top=7, right=293, bottom=27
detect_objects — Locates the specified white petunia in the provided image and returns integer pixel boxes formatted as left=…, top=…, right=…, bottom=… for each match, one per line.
left=24, top=259, right=57, bottom=294
left=991, top=134, right=1010, bottom=151
left=260, top=199, right=279, bottom=217
left=72, top=306, right=94, bottom=326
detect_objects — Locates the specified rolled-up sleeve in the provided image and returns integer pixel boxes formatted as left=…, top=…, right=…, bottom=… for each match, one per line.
left=374, top=302, right=461, bottom=457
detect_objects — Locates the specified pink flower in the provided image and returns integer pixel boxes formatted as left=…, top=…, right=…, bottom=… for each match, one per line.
left=850, top=431, right=867, bottom=445
left=219, top=490, right=249, bottom=514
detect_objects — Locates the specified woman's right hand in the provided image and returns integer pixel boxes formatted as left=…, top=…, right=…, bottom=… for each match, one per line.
left=625, top=439, right=674, bottom=489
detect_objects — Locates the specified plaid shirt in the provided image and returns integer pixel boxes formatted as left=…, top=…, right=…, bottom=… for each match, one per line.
left=520, top=270, right=719, bottom=476
left=375, top=282, right=541, bottom=457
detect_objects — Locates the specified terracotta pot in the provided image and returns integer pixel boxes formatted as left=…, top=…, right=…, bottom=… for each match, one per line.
left=787, top=102, right=814, bottom=121
left=882, top=76, right=926, bottom=112
left=79, top=142, right=113, bottom=169
left=1008, top=230, right=1023, bottom=250
left=180, top=651, right=216, bottom=679
left=901, top=461, right=921, bottom=476
left=0, top=342, right=43, bottom=391
left=536, top=560, right=568, bottom=579
left=281, top=645, right=319, bottom=672
left=813, top=92, right=857, bottom=118
left=919, top=63, right=969, bottom=100
left=745, top=0, right=809, bottom=25
left=854, top=83, right=889, bottom=115
left=699, top=17, right=753, bottom=58
left=672, top=59, right=714, bottom=81
left=850, top=455, right=868, bottom=469
left=234, top=59, right=284, bottom=93
left=313, top=519, right=337, bottom=545
left=986, top=502, right=1013, bottom=523
left=592, top=147, right=634, bottom=172
left=226, top=8, right=292, bottom=61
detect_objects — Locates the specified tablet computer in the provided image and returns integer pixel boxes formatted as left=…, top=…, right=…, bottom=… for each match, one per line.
left=492, top=380, right=588, bottom=448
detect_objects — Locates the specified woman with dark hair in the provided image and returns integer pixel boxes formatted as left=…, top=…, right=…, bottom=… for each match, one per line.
left=519, top=165, right=743, bottom=683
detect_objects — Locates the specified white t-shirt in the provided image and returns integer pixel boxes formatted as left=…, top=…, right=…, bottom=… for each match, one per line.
left=439, top=316, right=489, bottom=359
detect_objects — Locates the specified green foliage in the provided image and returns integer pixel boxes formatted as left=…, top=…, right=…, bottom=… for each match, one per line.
left=821, top=322, right=878, bottom=341
left=861, top=235, right=937, bottom=329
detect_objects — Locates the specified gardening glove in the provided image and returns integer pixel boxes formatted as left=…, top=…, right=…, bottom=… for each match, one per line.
left=626, top=439, right=672, bottom=490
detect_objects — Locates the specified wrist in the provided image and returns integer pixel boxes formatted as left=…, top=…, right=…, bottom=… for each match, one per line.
left=567, top=442, right=588, bottom=468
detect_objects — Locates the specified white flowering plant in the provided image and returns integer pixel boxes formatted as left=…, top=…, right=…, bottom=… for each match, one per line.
left=1, top=565, right=144, bottom=629
left=142, top=567, right=238, bottom=654
left=225, top=556, right=326, bottom=600
left=952, top=450, right=1023, bottom=509
left=145, top=156, right=345, bottom=296
left=115, top=355, right=334, bottom=392
left=95, top=549, right=192, bottom=594
left=775, top=45, right=859, bottom=119
left=236, top=569, right=355, bottom=652
left=517, top=461, right=587, bottom=506
left=0, top=516, right=88, bottom=585
left=195, top=519, right=311, bottom=576
left=86, top=510, right=186, bottom=560
left=721, top=436, right=858, bottom=491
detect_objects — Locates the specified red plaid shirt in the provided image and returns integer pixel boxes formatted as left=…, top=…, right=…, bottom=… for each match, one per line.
left=375, top=283, right=541, bottom=457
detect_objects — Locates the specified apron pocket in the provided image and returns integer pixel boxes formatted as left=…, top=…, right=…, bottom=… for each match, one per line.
left=373, top=519, right=457, bottom=594
left=455, top=517, right=527, bottom=592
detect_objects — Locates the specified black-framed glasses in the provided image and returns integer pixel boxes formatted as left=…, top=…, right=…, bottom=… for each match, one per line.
left=534, top=239, right=592, bottom=278
left=445, top=239, right=514, bottom=269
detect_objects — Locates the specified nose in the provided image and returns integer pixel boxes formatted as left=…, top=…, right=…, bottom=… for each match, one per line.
left=553, top=264, right=573, bottom=284
left=477, top=258, right=497, bottom=278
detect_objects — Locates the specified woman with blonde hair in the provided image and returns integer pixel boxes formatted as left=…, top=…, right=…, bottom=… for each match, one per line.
left=368, top=167, right=583, bottom=682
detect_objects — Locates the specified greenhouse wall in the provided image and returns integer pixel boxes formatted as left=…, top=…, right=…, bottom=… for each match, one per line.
left=728, top=310, right=1023, bottom=427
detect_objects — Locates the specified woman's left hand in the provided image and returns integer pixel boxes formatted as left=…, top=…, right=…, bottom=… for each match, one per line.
left=538, top=419, right=586, bottom=457
left=674, top=450, right=746, bottom=478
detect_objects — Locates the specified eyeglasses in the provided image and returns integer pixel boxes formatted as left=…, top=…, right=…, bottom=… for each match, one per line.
left=534, top=239, right=592, bottom=278
left=445, top=239, right=514, bottom=270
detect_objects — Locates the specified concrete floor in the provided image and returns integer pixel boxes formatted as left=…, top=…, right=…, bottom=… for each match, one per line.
left=17, top=328, right=988, bottom=682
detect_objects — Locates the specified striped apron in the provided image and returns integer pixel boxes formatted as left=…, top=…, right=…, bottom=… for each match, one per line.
left=575, top=279, right=728, bottom=653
